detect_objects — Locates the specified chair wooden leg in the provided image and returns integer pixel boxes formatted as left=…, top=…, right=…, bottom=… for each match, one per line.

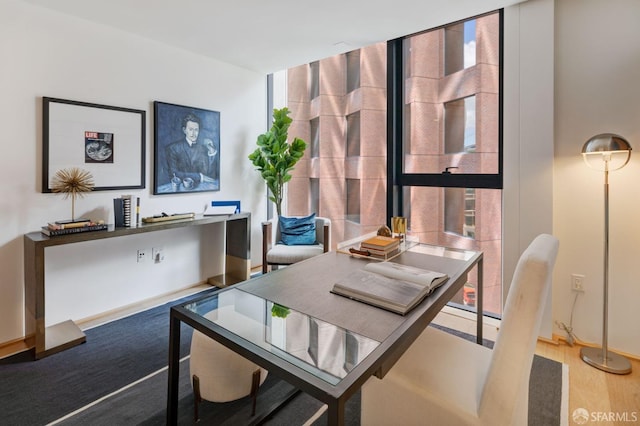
left=250, top=369, right=261, bottom=416
left=193, top=371, right=262, bottom=420
left=192, top=374, right=202, bottom=423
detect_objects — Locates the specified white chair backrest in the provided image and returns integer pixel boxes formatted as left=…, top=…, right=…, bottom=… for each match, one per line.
left=479, top=234, right=559, bottom=424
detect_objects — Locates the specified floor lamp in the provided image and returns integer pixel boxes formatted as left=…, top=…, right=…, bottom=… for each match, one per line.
left=580, top=133, right=632, bottom=375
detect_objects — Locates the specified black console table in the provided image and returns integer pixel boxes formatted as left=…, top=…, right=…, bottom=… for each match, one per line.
left=24, top=212, right=251, bottom=359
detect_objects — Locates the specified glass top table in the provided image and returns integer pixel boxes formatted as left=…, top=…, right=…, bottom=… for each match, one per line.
left=181, top=287, right=380, bottom=386
left=167, top=242, right=483, bottom=425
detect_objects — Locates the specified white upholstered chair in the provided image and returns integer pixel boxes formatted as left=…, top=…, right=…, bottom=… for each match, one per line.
left=190, top=310, right=268, bottom=421
left=361, top=234, right=559, bottom=426
left=262, top=216, right=331, bottom=274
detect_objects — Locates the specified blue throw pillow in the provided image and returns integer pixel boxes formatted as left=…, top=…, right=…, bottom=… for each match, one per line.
left=279, top=213, right=317, bottom=245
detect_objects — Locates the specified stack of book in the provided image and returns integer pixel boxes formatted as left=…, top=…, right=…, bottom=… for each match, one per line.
left=360, top=235, right=400, bottom=258
left=42, top=219, right=108, bottom=237
left=114, top=195, right=139, bottom=227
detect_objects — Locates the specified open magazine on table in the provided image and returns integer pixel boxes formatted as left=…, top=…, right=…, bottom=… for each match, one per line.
left=331, top=261, right=449, bottom=315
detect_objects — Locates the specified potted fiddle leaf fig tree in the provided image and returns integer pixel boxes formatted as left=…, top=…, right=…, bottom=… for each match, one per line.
left=248, top=107, right=307, bottom=217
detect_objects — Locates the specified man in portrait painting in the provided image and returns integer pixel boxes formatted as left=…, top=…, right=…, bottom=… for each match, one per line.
left=164, top=112, right=219, bottom=190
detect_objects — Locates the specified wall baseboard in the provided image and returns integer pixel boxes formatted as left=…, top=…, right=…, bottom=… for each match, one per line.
left=0, top=337, right=30, bottom=360
left=553, top=333, right=640, bottom=362
left=0, top=282, right=212, bottom=360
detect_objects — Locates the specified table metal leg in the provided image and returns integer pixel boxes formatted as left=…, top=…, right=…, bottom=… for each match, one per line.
left=327, top=399, right=345, bottom=426
left=166, top=311, right=181, bottom=425
left=476, top=257, right=484, bottom=344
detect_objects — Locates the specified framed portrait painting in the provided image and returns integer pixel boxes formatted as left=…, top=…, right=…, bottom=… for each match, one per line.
left=42, top=97, right=145, bottom=192
left=153, top=101, right=220, bottom=194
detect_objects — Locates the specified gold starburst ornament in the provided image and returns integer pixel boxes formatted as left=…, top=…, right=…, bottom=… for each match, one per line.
left=51, top=167, right=95, bottom=221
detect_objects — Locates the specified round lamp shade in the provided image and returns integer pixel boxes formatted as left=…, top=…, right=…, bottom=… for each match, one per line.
left=582, top=133, right=632, bottom=171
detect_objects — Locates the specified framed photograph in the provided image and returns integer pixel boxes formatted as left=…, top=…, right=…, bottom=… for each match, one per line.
left=42, top=97, right=146, bottom=192
left=153, top=101, right=220, bottom=195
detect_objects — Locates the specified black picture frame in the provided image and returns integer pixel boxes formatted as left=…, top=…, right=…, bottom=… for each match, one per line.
left=153, top=101, right=220, bottom=195
left=42, top=97, right=146, bottom=192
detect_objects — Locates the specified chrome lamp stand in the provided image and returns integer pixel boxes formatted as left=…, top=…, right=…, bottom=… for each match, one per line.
left=580, top=133, right=632, bottom=375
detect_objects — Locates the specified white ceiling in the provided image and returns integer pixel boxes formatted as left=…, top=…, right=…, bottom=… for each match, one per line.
left=22, top=0, right=526, bottom=74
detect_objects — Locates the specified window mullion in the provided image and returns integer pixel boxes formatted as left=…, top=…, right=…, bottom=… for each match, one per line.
left=398, top=173, right=502, bottom=189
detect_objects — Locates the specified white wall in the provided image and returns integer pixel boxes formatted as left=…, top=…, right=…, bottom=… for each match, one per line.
left=553, top=0, right=640, bottom=356
left=0, top=0, right=268, bottom=343
left=504, top=0, right=640, bottom=356
left=503, top=0, right=556, bottom=339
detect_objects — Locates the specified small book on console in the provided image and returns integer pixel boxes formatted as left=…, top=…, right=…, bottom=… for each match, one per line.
left=49, top=219, right=91, bottom=229
left=204, top=205, right=237, bottom=216
left=331, top=261, right=448, bottom=315
left=41, top=223, right=108, bottom=237
left=204, top=200, right=241, bottom=216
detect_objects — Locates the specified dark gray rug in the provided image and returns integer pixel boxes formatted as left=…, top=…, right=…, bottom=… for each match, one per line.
left=0, top=290, right=218, bottom=425
left=0, top=290, right=563, bottom=425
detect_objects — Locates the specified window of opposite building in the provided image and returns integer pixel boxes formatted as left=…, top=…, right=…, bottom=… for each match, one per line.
left=445, top=19, right=477, bottom=75
left=444, top=96, right=476, bottom=155
left=310, top=117, right=320, bottom=158
left=346, top=178, right=361, bottom=224
left=444, top=187, right=476, bottom=238
left=347, top=112, right=361, bottom=157
left=310, top=61, right=320, bottom=100
left=346, top=50, right=361, bottom=93
left=310, top=178, right=319, bottom=215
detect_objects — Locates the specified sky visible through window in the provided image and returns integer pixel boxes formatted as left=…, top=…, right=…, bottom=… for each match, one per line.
left=464, top=20, right=476, bottom=68
left=464, top=20, right=476, bottom=149
left=465, top=96, right=476, bottom=151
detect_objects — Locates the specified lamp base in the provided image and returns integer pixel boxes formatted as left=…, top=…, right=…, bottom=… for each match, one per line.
left=580, top=346, right=632, bottom=375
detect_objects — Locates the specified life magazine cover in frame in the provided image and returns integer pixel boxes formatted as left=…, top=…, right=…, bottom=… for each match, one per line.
left=42, top=97, right=145, bottom=192
left=154, top=101, right=220, bottom=194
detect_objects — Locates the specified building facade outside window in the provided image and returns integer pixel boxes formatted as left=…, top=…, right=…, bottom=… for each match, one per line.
left=276, top=11, right=503, bottom=316
left=283, top=42, right=388, bottom=240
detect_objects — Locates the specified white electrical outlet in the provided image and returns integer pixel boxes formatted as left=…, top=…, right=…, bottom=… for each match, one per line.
left=571, top=274, right=585, bottom=292
left=152, top=247, right=165, bottom=263
left=137, top=249, right=148, bottom=263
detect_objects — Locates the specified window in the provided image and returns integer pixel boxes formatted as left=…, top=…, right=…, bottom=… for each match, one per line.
left=346, top=112, right=361, bottom=157
left=310, top=61, right=320, bottom=100
left=310, top=117, right=320, bottom=158
left=444, top=187, right=476, bottom=238
left=445, top=19, right=476, bottom=75
left=464, top=188, right=476, bottom=238
left=444, top=187, right=465, bottom=236
left=395, top=11, right=502, bottom=316
left=346, top=178, right=361, bottom=223
left=346, top=50, right=361, bottom=93
left=277, top=10, right=502, bottom=316
left=310, top=178, right=319, bottom=215
left=402, top=19, right=498, bottom=176
left=444, top=96, right=476, bottom=155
